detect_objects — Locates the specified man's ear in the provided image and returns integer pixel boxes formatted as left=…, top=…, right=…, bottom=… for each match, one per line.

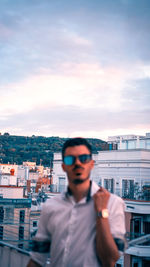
left=62, top=163, right=66, bottom=172
left=91, top=159, right=94, bottom=169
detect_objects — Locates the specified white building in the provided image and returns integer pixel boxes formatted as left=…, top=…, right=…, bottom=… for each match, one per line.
left=0, top=163, right=44, bottom=187
left=0, top=186, right=24, bottom=199
left=92, top=149, right=150, bottom=198
left=0, top=173, right=17, bottom=186
left=52, top=153, right=67, bottom=192
left=108, top=132, right=150, bottom=150
left=23, top=162, right=36, bottom=170
left=17, top=165, right=29, bottom=181
left=0, top=164, right=18, bottom=175
left=0, top=164, right=30, bottom=187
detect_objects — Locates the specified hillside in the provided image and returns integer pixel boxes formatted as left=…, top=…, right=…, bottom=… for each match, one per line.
left=0, top=133, right=110, bottom=166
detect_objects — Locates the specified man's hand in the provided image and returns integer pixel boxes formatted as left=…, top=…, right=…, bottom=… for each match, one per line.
left=93, top=187, right=110, bottom=212
left=27, top=259, right=42, bottom=267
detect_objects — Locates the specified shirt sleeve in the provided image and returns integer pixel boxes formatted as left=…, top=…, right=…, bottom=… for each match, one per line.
left=108, top=195, right=126, bottom=254
left=30, top=203, right=51, bottom=266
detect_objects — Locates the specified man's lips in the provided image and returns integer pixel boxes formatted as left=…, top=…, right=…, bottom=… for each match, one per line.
left=73, top=169, right=84, bottom=176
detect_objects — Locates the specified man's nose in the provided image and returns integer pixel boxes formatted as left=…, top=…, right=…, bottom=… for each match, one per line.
left=74, top=157, right=81, bottom=165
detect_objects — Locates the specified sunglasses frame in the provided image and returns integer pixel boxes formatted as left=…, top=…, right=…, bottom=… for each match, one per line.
left=63, top=154, right=92, bottom=166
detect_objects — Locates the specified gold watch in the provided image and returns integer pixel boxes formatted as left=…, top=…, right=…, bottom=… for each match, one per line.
left=97, top=209, right=109, bottom=218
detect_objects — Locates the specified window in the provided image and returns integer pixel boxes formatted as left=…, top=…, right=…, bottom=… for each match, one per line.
left=59, top=177, right=66, bottom=193
left=142, top=259, right=150, bottom=267
left=132, top=257, right=141, bottom=267
left=146, top=140, right=150, bottom=149
left=139, top=140, right=145, bottom=149
left=5, top=207, right=14, bottom=223
left=0, top=207, right=4, bottom=223
left=104, top=179, right=114, bottom=193
left=122, top=179, right=134, bottom=199
left=33, top=221, right=37, bottom=227
left=121, top=141, right=127, bottom=149
left=98, top=179, right=102, bottom=187
left=0, top=226, right=3, bottom=240
left=143, top=222, right=150, bottom=235
left=131, top=218, right=141, bottom=238
left=19, top=210, right=25, bottom=223
left=128, top=140, right=136, bottom=149
left=19, top=226, right=24, bottom=240
left=134, top=219, right=141, bottom=237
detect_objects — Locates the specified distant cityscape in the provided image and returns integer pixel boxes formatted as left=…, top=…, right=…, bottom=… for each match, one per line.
left=0, top=132, right=150, bottom=267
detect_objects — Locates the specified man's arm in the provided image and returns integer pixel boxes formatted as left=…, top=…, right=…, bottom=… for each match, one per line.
left=27, top=259, right=42, bottom=267
left=93, top=188, right=120, bottom=267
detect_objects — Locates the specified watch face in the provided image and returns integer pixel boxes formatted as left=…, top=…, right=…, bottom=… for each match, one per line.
left=102, top=209, right=109, bottom=218
left=97, top=209, right=109, bottom=218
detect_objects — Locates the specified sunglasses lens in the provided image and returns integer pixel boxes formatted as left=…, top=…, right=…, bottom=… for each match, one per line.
left=79, top=154, right=91, bottom=163
left=64, top=156, right=75, bottom=165
left=64, top=154, right=91, bottom=165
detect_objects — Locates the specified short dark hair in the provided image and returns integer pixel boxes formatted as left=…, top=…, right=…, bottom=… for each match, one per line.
left=62, top=137, right=92, bottom=160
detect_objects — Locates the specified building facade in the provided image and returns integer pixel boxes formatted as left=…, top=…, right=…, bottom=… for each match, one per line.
left=108, top=133, right=150, bottom=150
left=0, top=197, right=31, bottom=249
left=124, top=200, right=150, bottom=267
left=92, top=149, right=150, bottom=199
left=52, top=153, right=67, bottom=192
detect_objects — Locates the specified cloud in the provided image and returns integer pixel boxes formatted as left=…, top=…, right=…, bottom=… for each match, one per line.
left=0, top=60, right=150, bottom=117
left=0, top=0, right=150, bottom=138
left=122, top=78, right=150, bottom=109
left=1, top=0, right=150, bottom=86
left=0, top=63, right=128, bottom=116
left=0, top=104, right=149, bottom=139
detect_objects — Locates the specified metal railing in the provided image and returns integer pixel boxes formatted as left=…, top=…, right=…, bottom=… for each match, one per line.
left=0, top=240, right=30, bottom=267
left=0, top=240, right=51, bottom=267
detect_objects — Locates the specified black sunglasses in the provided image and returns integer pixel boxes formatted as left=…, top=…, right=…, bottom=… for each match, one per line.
left=63, top=154, right=92, bottom=166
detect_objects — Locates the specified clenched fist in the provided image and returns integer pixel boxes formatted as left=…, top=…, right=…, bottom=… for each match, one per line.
left=93, top=187, right=110, bottom=212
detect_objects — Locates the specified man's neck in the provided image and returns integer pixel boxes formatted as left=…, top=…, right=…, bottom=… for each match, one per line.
left=68, top=179, right=91, bottom=203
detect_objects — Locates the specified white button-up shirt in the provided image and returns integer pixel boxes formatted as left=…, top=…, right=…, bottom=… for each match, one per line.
left=30, top=181, right=126, bottom=267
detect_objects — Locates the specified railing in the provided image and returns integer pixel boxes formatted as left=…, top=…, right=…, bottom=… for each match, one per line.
left=0, top=240, right=30, bottom=267
left=125, top=234, right=150, bottom=258
left=127, top=234, right=150, bottom=246
left=125, top=232, right=150, bottom=241
left=0, top=241, right=51, bottom=267
left=1, top=237, right=150, bottom=267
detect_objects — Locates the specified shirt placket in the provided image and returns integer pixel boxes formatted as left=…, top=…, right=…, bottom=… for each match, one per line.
left=62, top=203, right=77, bottom=267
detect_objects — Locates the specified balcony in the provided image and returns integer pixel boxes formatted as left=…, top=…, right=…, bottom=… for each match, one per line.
left=1, top=236, right=150, bottom=267
left=0, top=240, right=51, bottom=267
left=126, top=245, right=150, bottom=257
left=0, top=240, right=30, bottom=267
left=125, top=234, right=150, bottom=258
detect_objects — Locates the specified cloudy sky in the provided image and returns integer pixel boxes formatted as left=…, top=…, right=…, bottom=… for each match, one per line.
left=0, top=0, right=150, bottom=140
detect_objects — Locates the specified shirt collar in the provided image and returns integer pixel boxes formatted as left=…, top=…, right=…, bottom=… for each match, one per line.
left=64, top=180, right=99, bottom=203
left=90, top=180, right=100, bottom=197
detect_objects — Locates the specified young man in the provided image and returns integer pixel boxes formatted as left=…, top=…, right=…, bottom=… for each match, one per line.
left=27, top=137, right=126, bottom=267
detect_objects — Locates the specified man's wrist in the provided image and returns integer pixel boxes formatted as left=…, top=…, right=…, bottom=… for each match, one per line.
left=97, top=209, right=109, bottom=219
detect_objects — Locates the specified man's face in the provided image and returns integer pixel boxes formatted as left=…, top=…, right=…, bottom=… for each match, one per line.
left=62, top=145, right=94, bottom=185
